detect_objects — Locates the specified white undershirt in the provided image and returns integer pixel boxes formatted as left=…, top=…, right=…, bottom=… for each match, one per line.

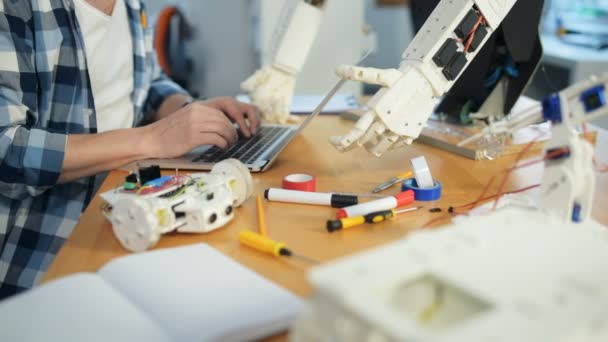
left=74, top=0, right=134, bottom=132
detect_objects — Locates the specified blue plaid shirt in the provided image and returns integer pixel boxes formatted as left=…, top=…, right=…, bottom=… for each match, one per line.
left=0, top=0, right=187, bottom=299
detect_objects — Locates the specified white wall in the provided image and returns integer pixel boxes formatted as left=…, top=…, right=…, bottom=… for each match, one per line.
left=145, top=0, right=416, bottom=97
left=364, top=0, right=414, bottom=70
left=258, top=0, right=365, bottom=95
left=146, top=0, right=258, bottom=97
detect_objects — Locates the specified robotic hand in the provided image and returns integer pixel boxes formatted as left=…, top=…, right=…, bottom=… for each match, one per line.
left=241, top=65, right=297, bottom=124
left=241, top=0, right=325, bottom=124
left=331, top=0, right=521, bottom=156
left=330, top=65, right=435, bottom=156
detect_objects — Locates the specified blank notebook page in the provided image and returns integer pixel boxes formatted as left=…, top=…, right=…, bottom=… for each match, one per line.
left=98, top=243, right=303, bottom=342
left=0, top=274, right=171, bottom=342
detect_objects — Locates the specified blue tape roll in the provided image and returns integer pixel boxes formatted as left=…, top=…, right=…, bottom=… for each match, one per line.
left=401, top=178, right=442, bottom=201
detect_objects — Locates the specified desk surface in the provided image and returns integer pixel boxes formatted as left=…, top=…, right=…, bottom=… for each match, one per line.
left=43, top=116, right=608, bottom=297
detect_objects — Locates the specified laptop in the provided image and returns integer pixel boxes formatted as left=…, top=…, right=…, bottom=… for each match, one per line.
left=140, top=52, right=370, bottom=172
left=138, top=78, right=348, bottom=172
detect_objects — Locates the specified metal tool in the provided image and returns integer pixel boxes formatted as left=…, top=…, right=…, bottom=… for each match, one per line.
left=372, top=171, right=413, bottom=193
left=327, top=206, right=423, bottom=232
left=295, top=50, right=372, bottom=135
left=239, top=230, right=319, bottom=264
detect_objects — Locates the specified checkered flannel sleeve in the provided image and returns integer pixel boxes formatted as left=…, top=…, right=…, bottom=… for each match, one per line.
left=0, top=7, right=66, bottom=199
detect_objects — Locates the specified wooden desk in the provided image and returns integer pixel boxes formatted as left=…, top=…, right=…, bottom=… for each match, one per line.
left=44, top=116, right=608, bottom=297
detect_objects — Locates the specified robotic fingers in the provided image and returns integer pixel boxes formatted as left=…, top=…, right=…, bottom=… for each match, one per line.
left=241, top=0, right=325, bottom=124
left=330, top=65, right=432, bottom=156
left=241, top=65, right=298, bottom=124
left=331, top=0, right=520, bottom=156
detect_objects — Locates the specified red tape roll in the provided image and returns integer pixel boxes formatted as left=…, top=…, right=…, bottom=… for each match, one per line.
left=282, top=174, right=316, bottom=192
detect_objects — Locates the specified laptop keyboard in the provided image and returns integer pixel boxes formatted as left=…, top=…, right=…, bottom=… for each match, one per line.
left=192, top=126, right=289, bottom=165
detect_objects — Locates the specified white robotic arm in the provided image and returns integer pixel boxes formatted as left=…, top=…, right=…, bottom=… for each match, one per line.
left=241, top=0, right=326, bottom=124
left=332, top=0, right=520, bottom=156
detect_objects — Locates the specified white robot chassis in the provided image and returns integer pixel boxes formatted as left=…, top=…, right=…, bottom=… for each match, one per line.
left=101, top=159, right=253, bottom=253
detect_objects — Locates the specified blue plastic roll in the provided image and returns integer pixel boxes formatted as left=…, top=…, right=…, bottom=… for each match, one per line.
left=401, top=178, right=442, bottom=201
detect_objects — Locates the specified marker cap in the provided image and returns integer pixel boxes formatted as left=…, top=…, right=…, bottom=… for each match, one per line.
left=336, top=209, right=348, bottom=219
left=394, top=190, right=415, bottom=207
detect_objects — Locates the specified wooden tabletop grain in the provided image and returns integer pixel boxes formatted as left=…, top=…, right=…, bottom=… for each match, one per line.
left=43, top=116, right=608, bottom=296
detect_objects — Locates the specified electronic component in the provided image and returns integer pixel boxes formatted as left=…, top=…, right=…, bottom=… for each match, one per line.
left=580, top=85, right=606, bottom=113
left=443, top=52, right=468, bottom=81
left=468, top=25, right=488, bottom=52
left=139, top=165, right=161, bottom=185
left=433, top=39, right=458, bottom=68
left=125, top=173, right=138, bottom=184
left=100, top=159, right=253, bottom=252
left=454, top=9, right=479, bottom=39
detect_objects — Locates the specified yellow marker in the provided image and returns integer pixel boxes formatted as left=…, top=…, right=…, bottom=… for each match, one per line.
left=256, top=195, right=267, bottom=236
left=238, top=230, right=318, bottom=264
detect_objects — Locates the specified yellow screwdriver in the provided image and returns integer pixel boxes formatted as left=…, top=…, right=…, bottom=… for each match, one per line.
left=238, top=230, right=319, bottom=264
left=326, top=206, right=423, bottom=233
left=372, top=171, right=413, bottom=193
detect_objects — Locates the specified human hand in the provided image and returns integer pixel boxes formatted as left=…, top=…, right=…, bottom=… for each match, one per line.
left=201, top=97, right=261, bottom=138
left=142, top=102, right=238, bottom=159
left=241, top=65, right=298, bottom=124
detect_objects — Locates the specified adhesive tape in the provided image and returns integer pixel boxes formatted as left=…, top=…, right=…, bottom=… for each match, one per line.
left=410, top=156, right=435, bottom=189
left=402, top=178, right=442, bottom=201
left=282, top=174, right=316, bottom=192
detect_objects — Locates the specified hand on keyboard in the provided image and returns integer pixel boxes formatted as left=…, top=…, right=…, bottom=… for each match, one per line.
left=193, top=126, right=286, bottom=165
left=200, top=97, right=261, bottom=138
left=142, top=102, right=239, bottom=159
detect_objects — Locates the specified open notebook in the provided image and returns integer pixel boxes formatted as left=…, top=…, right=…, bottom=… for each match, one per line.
left=0, top=244, right=302, bottom=342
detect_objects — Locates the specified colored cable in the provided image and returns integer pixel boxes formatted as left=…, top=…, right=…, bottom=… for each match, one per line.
left=492, top=133, right=544, bottom=211
left=422, top=184, right=541, bottom=228
left=464, top=15, right=485, bottom=53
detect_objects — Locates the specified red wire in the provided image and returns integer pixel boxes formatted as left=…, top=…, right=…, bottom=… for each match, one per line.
left=453, top=184, right=541, bottom=213
left=464, top=16, right=485, bottom=53
left=492, top=135, right=543, bottom=211
left=469, top=174, right=497, bottom=212
left=422, top=184, right=541, bottom=228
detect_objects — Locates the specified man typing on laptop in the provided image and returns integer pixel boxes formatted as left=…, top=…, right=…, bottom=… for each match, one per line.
left=0, top=0, right=259, bottom=299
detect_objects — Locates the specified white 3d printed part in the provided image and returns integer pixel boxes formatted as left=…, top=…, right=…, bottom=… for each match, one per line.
left=101, top=159, right=253, bottom=253
left=291, top=207, right=608, bottom=342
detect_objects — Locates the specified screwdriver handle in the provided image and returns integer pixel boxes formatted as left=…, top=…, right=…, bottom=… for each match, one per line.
left=239, top=230, right=286, bottom=257
left=364, top=209, right=395, bottom=223
left=327, top=209, right=395, bottom=233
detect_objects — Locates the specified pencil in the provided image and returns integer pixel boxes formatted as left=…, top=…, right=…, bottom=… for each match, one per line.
left=256, top=195, right=267, bottom=236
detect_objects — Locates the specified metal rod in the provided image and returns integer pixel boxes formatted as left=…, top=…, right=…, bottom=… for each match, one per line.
left=395, top=206, right=424, bottom=215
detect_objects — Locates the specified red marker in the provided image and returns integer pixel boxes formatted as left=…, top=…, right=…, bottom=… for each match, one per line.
left=336, top=191, right=415, bottom=219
